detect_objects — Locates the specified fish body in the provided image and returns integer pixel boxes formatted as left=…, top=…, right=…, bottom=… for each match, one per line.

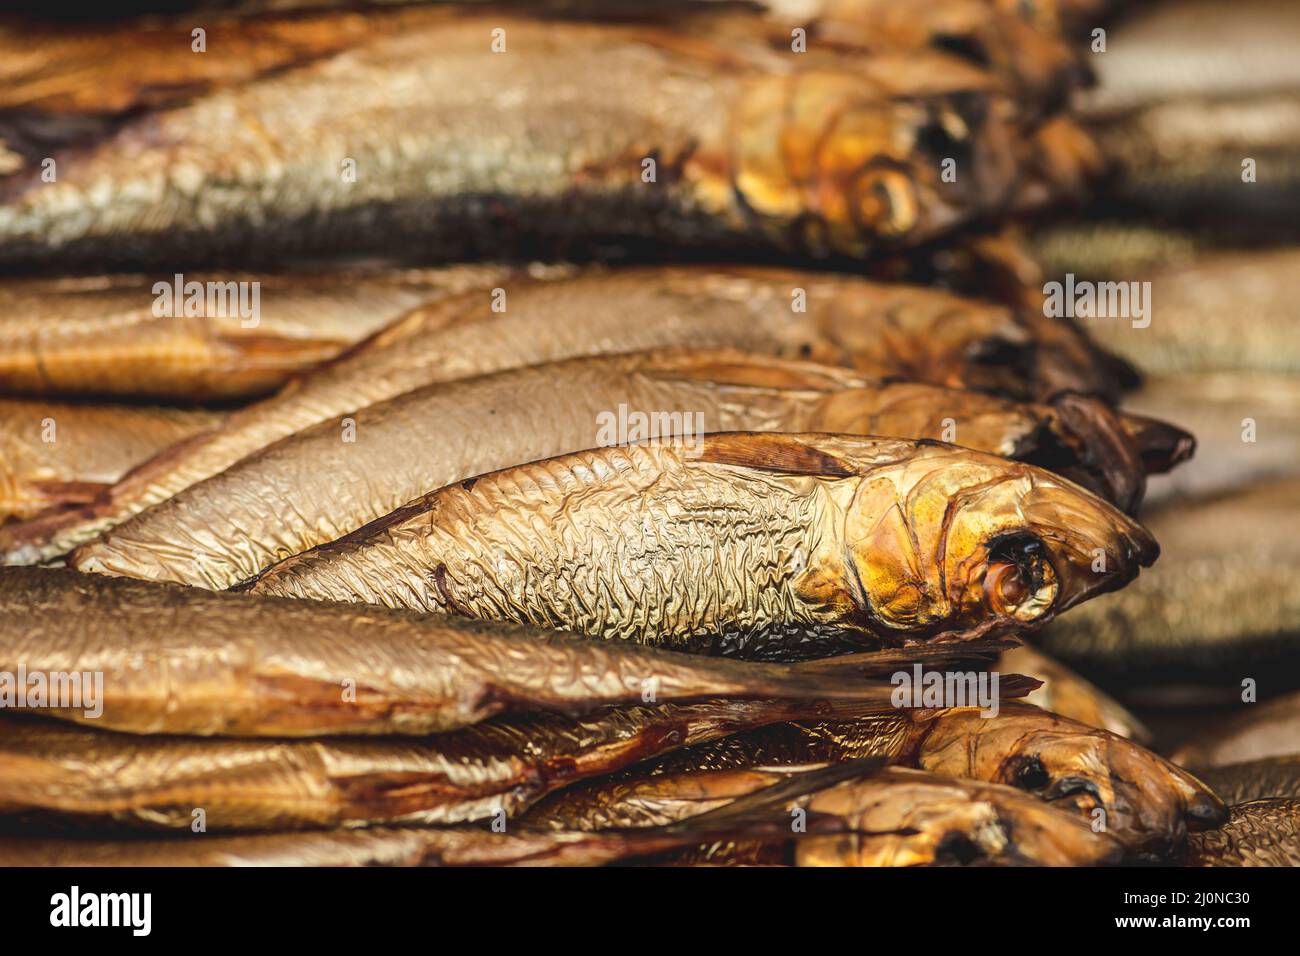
left=70, top=349, right=1174, bottom=589
left=618, top=701, right=1222, bottom=854
left=0, top=13, right=1033, bottom=270
left=0, top=267, right=509, bottom=401
left=0, top=266, right=1098, bottom=565
left=0, top=400, right=218, bottom=522
left=533, top=764, right=1124, bottom=866
left=1041, top=480, right=1300, bottom=690
left=0, top=566, right=928, bottom=737
left=244, top=433, right=1158, bottom=659
left=0, top=698, right=897, bottom=831
left=1182, top=799, right=1300, bottom=867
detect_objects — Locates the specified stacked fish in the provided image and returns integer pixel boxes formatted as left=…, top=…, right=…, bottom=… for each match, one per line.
left=0, top=0, right=1289, bottom=866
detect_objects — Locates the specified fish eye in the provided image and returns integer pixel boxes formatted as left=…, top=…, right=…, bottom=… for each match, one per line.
left=935, top=832, right=986, bottom=866
left=851, top=166, right=918, bottom=237
left=983, top=533, right=1059, bottom=622
left=1012, top=755, right=1051, bottom=791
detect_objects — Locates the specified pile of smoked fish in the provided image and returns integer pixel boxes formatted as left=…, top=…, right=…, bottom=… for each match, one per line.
left=0, top=0, right=1295, bottom=868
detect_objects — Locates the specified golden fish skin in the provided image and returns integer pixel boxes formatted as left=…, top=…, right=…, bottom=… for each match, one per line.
left=1172, top=691, right=1300, bottom=770
left=1040, top=480, right=1300, bottom=690
left=245, top=432, right=1157, bottom=659
left=70, top=349, right=1171, bottom=590
left=621, top=701, right=1224, bottom=854
left=1196, top=757, right=1300, bottom=805
left=0, top=400, right=218, bottom=523
left=0, top=566, right=920, bottom=737
left=0, top=268, right=508, bottom=401
left=591, top=766, right=1124, bottom=867
left=0, top=13, right=1029, bottom=270
left=0, top=825, right=703, bottom=868
left=0, top=266, right=1067, bottom=566
left=0, top=698, right=883, bottom=831
left=998, top=644, right=1149, bottom=741
left=1182, top=799, right=1300, bottom=867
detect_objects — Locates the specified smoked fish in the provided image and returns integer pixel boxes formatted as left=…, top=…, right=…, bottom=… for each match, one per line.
left=0, top=566, right=988, bottom=737
left=0, top=699, right=934, bottom=832
left=0, top=267, right=509, bottom=401
left=70, top=350, right=1185, bottom=589
left=244, top=433, right=1159, bottom=659
left=0, top=400, right=219, bottom=523
left=0, top=267, right=1096, bottom=565
left=531, top=765, right=1123, bottom=866
left=0, top=13, right=1035, bottom=270
left=576, top=701, right=1224, bottom=853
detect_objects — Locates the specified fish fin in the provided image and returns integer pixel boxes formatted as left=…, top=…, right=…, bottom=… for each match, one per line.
left=662, top=757, right=888, bottom=836
left=695, top=433, right=858, bottom=478
left=795, top=634, right=1022, bottom=678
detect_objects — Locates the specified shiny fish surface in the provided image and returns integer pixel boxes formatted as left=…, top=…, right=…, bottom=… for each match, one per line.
left=1182, top=799, right=1300, bottom=867
left=71, top=350, right=1179, bottom=590
left=0, top=267, right=1085, bottom=566
left=245, top=433, right=1158, bottom=659
left=0, top=698, right=897, bottom=831
left=0, top=268, right=508, bottom=401
left=606, top=701, right=1223, bottom=853
left=0, top=567, right=931, bottom=737
left=0, top=400, right=219, bottom=523
left=0, top=13, right=1035, bottom=270
left=1041, top=480, right=1300, bottom=689
left=533, top=765, right=1124, bottom=866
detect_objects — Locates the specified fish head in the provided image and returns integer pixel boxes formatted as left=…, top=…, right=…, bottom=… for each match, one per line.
left=800, top=770, right=1122, bottom=866
left=817, top=287, right=1037, bottom=393
left=913, top=704, right=1229, bottom=855
left=730, top=72, right=1019, bottom=260
left=810, top=383, right=1043, bottom=459
left=842, top=448, right=1158, bottom=638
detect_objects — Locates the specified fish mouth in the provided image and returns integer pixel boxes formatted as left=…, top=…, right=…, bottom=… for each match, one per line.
left=1118, top=412, right=1198, bottom=475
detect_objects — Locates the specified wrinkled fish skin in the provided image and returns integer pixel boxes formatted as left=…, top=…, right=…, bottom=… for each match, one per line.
left=535, top=765, right=1124, bottom=866
left=0, top=825, right=701, bottom=868
left=0, top=267, right=509, bottom=401
left=1041, top=480, right=1300, bottom=690
left=0, top=400, right=218, bottom=523
left=0, top=266, right=1087, bottom=566
left=1196, top=757, right=1300, bottom=805
left=1172, top=691, right=1300, bottom=770
left=245, top=433, right=1158, bottom=659
left=998, top=644, right=1149, bottom=740
left=614, top=701, right=1223, bottom=854
left=1182, top=799, right=1300, bottom=867
left=0, top=566, right=926, bottom=737
left=71, top=349, right=1172, bottom=590
left=0, top=13, right=1031, bottom=270
left=0, top=698, right=889, bottom=831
